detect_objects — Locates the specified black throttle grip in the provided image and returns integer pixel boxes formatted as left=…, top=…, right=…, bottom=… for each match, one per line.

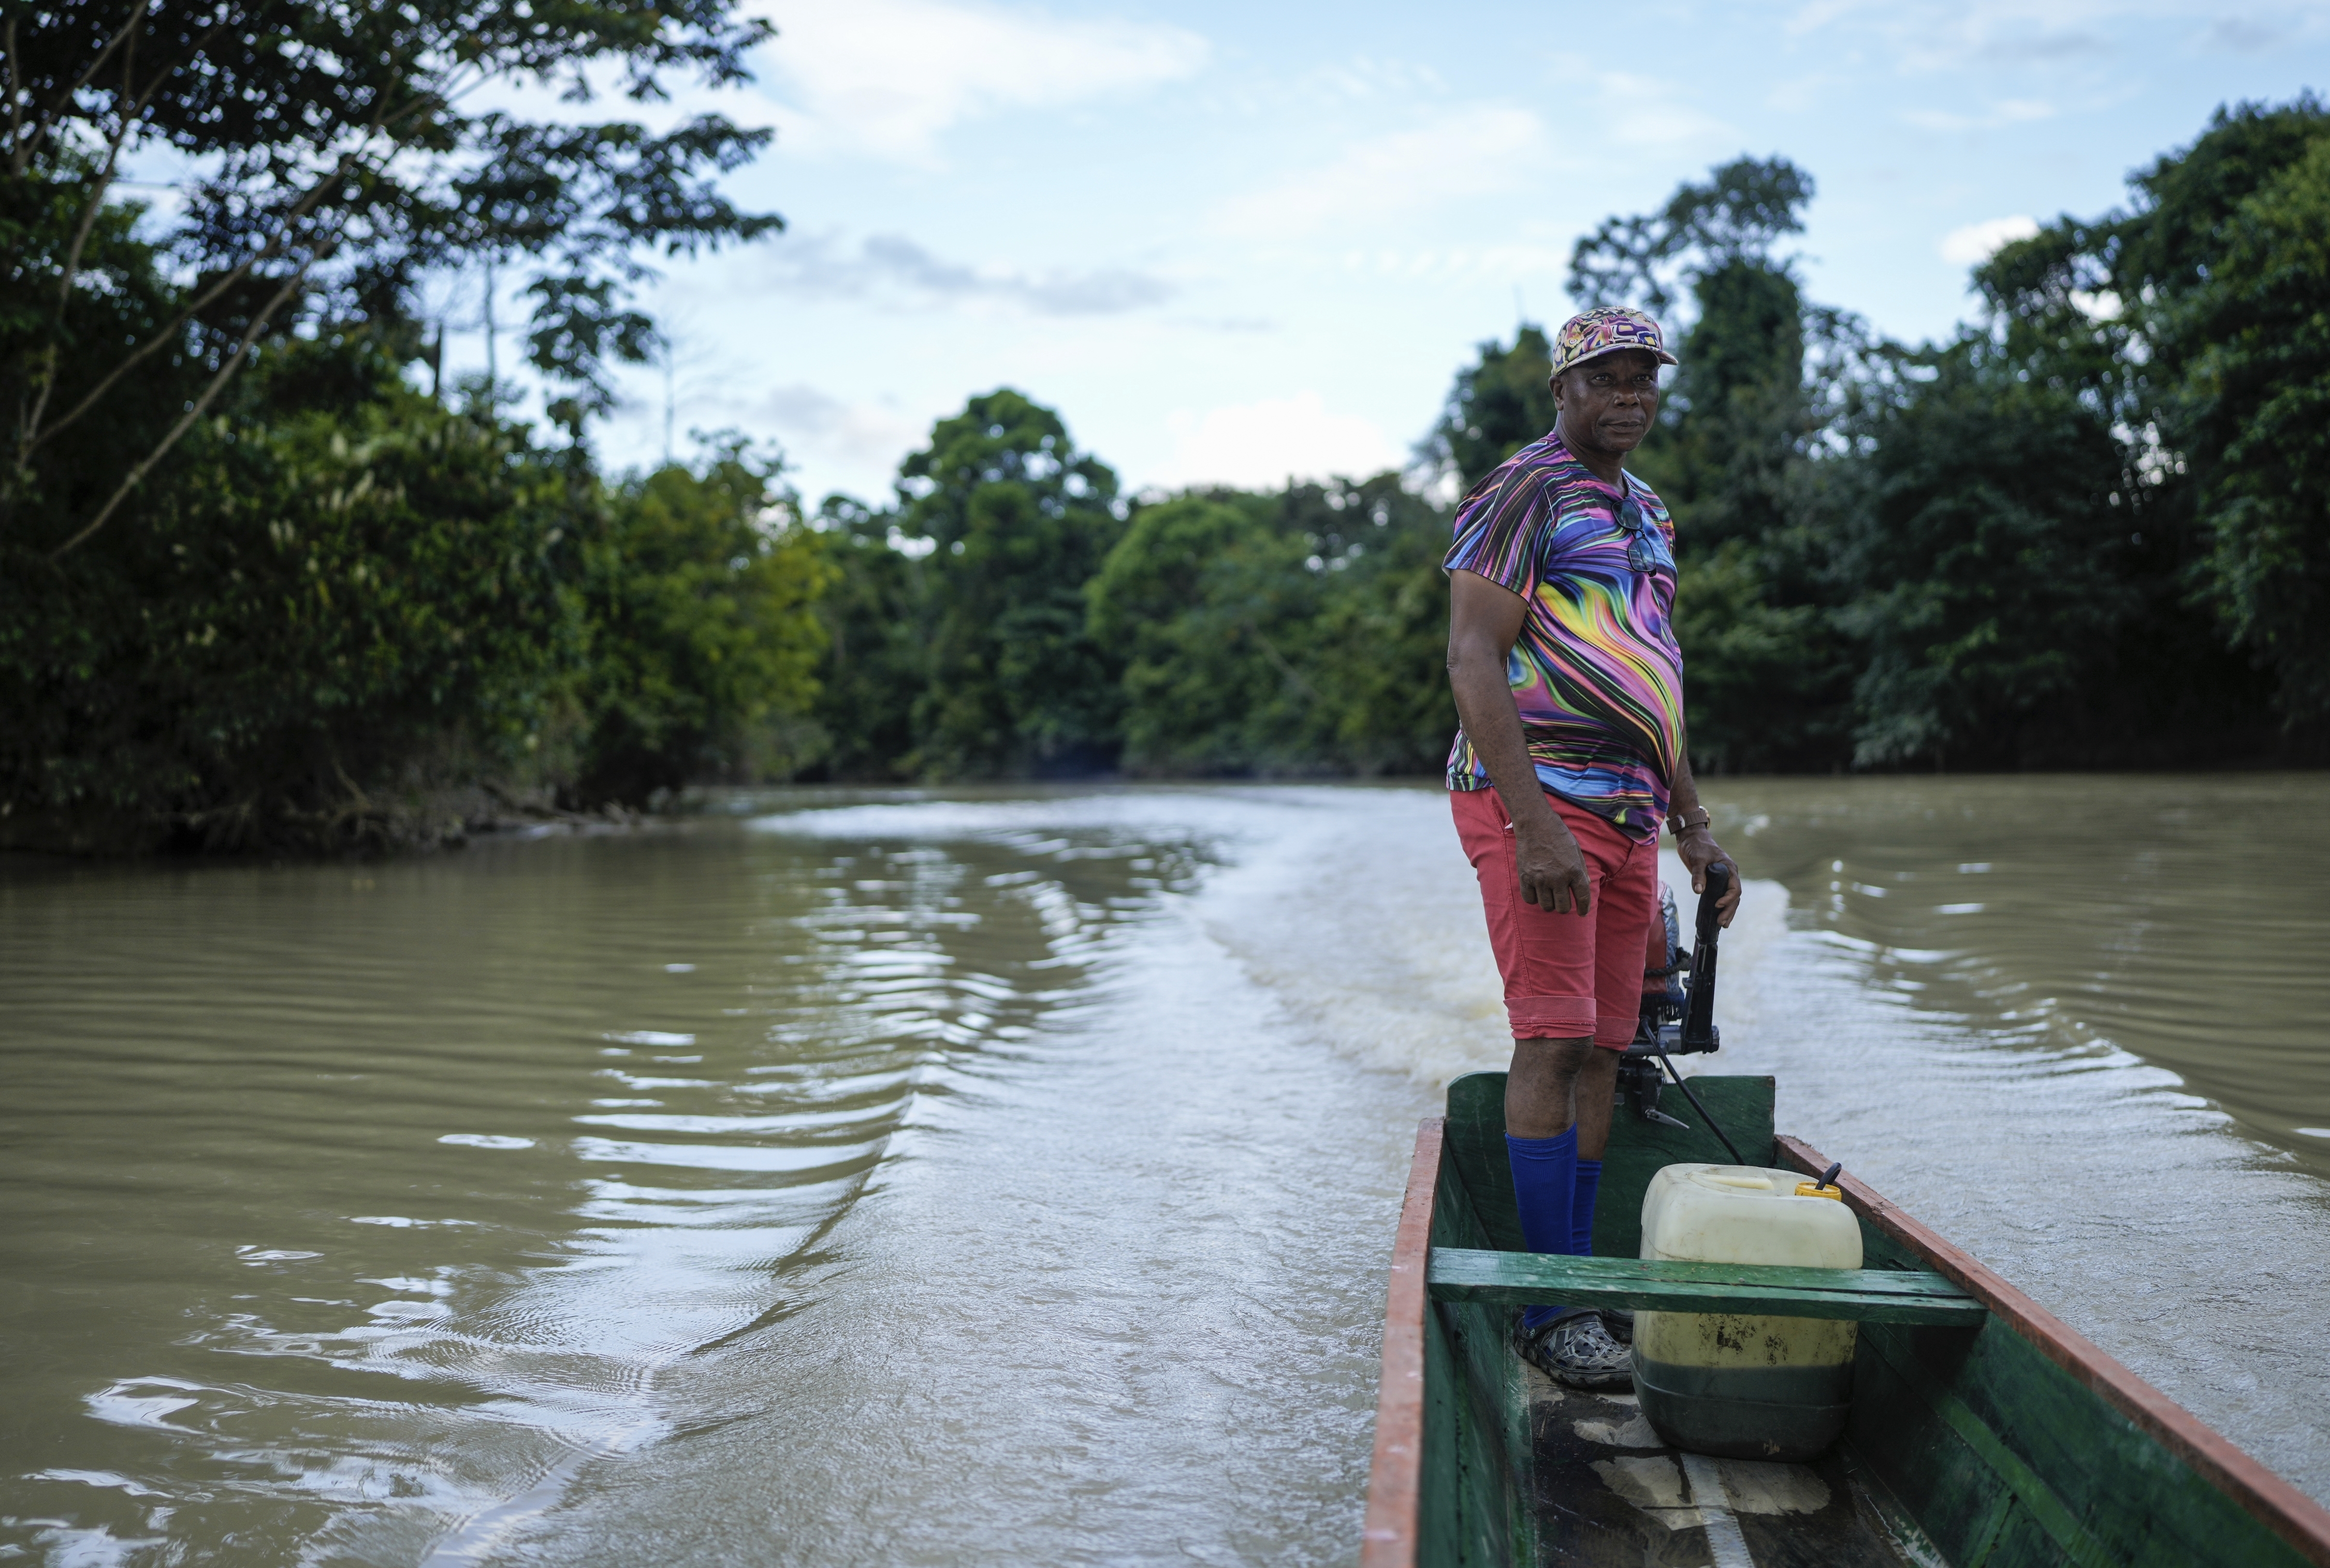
left=1680, top=862, right=1730, bottom=1050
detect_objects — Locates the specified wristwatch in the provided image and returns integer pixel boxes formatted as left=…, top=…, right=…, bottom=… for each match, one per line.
left=1667, top=807, right=1711, bottom=836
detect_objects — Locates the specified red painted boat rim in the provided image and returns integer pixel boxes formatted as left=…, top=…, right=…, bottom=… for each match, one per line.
left=1360, top=1116, right=1443, bottom=1568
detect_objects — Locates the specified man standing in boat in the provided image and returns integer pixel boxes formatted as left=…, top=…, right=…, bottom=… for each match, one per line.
left=1444, top=305, right=1741, bottom=1389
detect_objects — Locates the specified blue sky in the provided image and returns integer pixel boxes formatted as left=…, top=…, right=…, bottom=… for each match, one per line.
left=438, top=0, right=2330, bottom=507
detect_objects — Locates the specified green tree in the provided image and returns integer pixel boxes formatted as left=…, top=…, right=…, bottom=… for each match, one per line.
left=0, top=1, right=792, bottom=849
left=1430, top=325, right=1555, bottom=492
left=1973, top=96, right=2320, bottom=744
left=0, top=350, right=584, bottom=852
left=2, top=0, right=780, bottom=561
left=1566, top=154, right=1821, bottom=551
left=1650, top=261, right=1808, bottom=552
left=575, top=443, right=834, bottom=803
left=1664, top=540, right=1837, bottom=773
left=2166, top=122, right=2330, bottom=725
left=899, top=390, right=1125, bottom=777
left=1568, top=155, right=1816, bottom=316
left=1286, top=476, right=1457, bottom=773
left=1826, top=341, right=2137, bottom=767
left=803, top=494, right=923, bottom=781
left=1088, top=474, right=1455, bottom=777
left=1088, top=491, right=1321, bottom=773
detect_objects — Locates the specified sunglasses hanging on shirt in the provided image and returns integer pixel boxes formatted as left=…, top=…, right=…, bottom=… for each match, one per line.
left=1609, top=487, right=1663, bottom=574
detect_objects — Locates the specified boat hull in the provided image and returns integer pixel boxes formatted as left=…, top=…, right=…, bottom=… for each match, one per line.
left=1362, top=1072, right=2330, bottom=1567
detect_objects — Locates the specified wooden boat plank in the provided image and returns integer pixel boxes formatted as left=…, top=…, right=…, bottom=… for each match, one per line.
left=1425, top=1248, right=1989, bottom=1325
left=1361, top=1116, right=1441, bottom=1568
left=1779, top=1134, right=2330, bottom=1568
left=1522, top=1378, right=1918, bottom=1567
left=1379, top=1116, right=1542, bottom=1566
left=1855, top=1325, right=2122, bottom=1568
left=1429, top=1133, right=1543, bottom=1564
left=1433, top=1250, right=1978, bottom=1298
left=1846, top=1316, right=2289, bottom=1568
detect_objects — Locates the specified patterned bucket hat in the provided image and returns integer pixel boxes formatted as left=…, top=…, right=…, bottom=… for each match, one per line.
left=1549, top=306, right=1678, bottom=378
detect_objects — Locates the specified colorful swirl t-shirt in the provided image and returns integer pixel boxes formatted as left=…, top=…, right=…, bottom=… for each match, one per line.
left=1443, top=433, right=1683, bottom=838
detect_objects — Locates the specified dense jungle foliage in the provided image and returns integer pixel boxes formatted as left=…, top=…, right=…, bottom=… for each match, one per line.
left=6, top=75, right=2327, bottom=854
left=1, top=0, right=801, bottom=851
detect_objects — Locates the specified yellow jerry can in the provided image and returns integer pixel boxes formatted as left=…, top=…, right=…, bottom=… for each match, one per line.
left=1633, top=1163, right=1861, bottom=1461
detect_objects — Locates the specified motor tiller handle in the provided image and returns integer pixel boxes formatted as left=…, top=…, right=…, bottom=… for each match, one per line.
left=1680, top=861, right=1730, bottom=1051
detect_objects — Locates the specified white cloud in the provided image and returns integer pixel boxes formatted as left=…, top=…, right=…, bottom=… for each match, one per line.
left=1582, top=71, right=1741, bottom=150
left=1786, top=0, right=1868, bottom=35
left=766, top=230, right=1176, bottom=315
left=756, top=384, right=927, bottom=493
left=2204, top=15, right=2292, bottom=50
left=1939, top=214, right=2040, bottom=266
left=751, top=0, right=1208, bottom=163
left=1782, top=0, right=2328, bottom=76
left=1764, top=72, right=1834, bottom=113
left=1307, top=56, right=1451, bottom=102
left=1782, top=0, right=2078, bottom=71
left=1904, top=98, right=2059, bottom=133
left=1334, top=245, right=1571, bottom=282
left=1154, top=393, right=1405, bottom=490
left=1208, top=107, right=1551, bottom=238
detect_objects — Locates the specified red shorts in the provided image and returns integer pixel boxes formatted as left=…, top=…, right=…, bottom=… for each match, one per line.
left=1451, top=787, right=1661, bottom=1048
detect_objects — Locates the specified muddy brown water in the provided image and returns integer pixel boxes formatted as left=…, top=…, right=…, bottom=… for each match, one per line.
left=2, top=775, right=2324, bottom=1564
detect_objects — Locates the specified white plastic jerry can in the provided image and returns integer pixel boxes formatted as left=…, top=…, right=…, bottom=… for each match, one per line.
left=1633, top=1164, right=1862, bottom=1461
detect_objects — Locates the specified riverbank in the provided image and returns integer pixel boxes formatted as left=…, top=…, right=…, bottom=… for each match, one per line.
left=0, top=781, right=668, bottom=859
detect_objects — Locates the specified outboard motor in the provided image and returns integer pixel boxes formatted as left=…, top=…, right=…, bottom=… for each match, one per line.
left=1618, top=864, right=1729, bottom=1130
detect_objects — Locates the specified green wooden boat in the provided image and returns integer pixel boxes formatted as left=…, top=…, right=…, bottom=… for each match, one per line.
left=1360, top=1069, right=2330, bottom=1566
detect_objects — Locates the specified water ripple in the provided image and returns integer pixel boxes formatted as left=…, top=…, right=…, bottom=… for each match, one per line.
left=0, top=816, right=1211, bottom=1564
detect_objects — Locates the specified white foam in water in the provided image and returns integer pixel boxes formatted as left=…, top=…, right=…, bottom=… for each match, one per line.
left=1190, top=788, right=1787, bottom=1088
left=496, top=785, right=1441, bottom=1565
left=1199, top=787, right=1510, bottom=1085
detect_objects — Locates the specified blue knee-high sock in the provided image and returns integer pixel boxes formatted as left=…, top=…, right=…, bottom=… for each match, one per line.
left=1572, top=1159, right=1603, bottom=1258
left=1505, top=1127, right=1578, bottom=1331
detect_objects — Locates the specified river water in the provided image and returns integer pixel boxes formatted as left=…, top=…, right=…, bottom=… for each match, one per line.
left=2, top=775, right=2325, bottom=1564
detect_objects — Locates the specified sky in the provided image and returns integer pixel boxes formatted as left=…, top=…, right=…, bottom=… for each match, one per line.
left=431, top=0, right=2330, bottom=507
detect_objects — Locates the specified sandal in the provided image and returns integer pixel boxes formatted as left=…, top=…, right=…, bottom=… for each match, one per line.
left=1516, top=1310, right=1632, bottom=1389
